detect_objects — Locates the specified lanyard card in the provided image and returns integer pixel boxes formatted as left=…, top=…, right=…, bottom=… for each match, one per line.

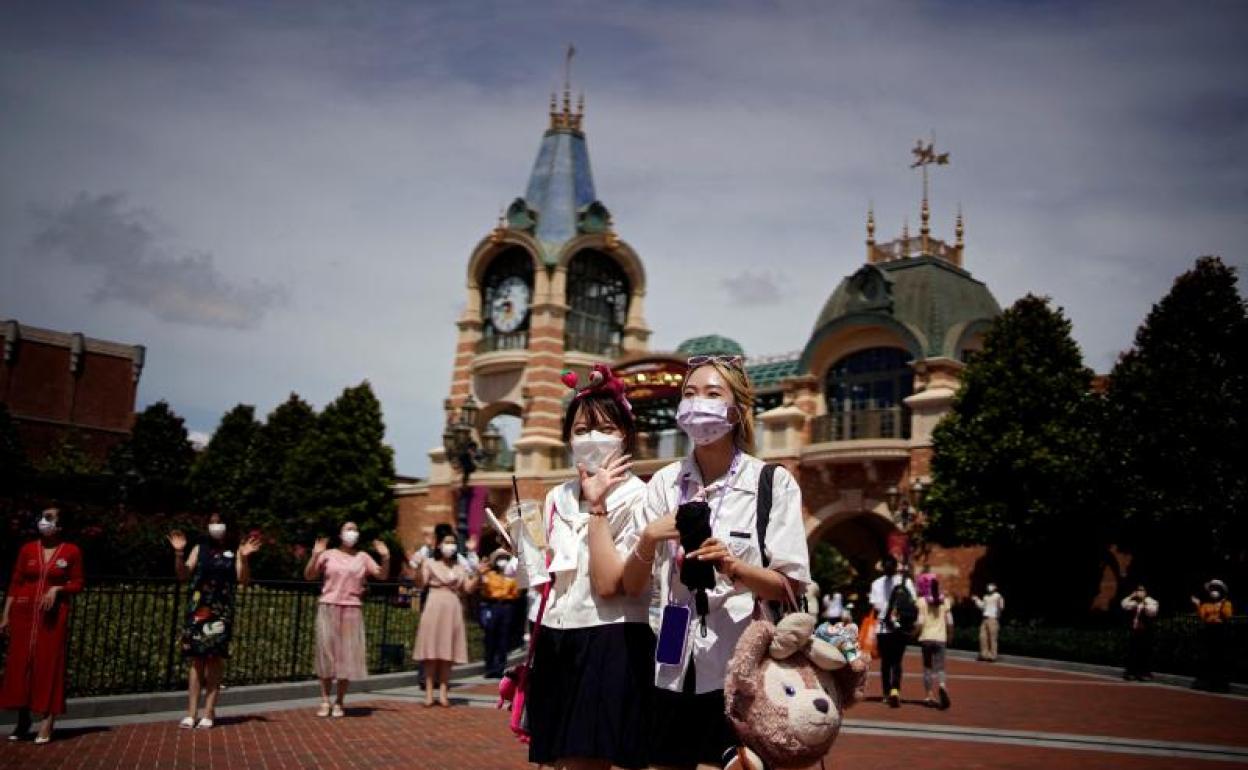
left=656, top=603, right=692, bottom=667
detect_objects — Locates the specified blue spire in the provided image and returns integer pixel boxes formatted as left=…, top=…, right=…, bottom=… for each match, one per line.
left=520, top=91, right=598, bottom=264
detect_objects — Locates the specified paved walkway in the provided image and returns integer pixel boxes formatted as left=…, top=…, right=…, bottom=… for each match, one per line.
left=3, top=653, right=1246, bottom=769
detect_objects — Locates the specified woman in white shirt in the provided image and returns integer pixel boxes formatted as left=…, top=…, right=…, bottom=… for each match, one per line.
left=621, top=356, right=813, bottom=770
left=524, top=365, right=654, bottom=770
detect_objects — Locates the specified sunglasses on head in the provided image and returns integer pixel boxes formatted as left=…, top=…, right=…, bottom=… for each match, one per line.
left=686, top=354, right=745, bottom=370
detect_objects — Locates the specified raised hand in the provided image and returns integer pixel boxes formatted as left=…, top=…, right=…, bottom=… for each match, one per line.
left=372, top=540, right=390, bottom=559
left=312, top=536, right=330, bottom=556
left=167, top=530, right=187, bottom=552
left=578, top=449, right=633, bottom=511
left=239, top=535, right=263, bottom=558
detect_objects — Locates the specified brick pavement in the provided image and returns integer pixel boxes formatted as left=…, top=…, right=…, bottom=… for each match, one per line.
left=2, top=655, right=1246, bottom=769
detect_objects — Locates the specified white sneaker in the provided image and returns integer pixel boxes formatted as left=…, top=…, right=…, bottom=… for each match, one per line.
left=195, top=717, right=213, bottom=729
left=178, top=717, right=196, bottom=729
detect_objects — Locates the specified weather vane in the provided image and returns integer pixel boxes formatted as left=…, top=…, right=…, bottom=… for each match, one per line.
left=909, top=136, right=949, bottom=254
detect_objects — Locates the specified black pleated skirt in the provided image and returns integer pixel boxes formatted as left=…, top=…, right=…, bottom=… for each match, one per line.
left=526, top=622, right=656, bottom=769
left=648, top=660, right=739, bottom=768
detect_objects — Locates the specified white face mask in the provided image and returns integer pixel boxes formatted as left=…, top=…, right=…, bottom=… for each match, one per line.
left=37, top=518, right=58, bottom=536
left=495, top=557, right=511, bottom=571
left=340, top=529, right=360, bottom=547
left=208, top=522, right=227, bottom=539
left=440, top=543, right=458, bottom=559
left=676, top=397, right=735, bottom=446
left=570, top=430, right=623, bottom=474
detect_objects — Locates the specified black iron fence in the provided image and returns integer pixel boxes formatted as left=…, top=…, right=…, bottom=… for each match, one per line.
left=0, top=578, right=486, bottom=698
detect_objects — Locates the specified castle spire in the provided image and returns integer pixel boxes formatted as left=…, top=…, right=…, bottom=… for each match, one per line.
left=548, top=44, right=584, bottom=134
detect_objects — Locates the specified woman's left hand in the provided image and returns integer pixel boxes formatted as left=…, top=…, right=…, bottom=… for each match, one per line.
left=577, top=449, right=633, bottom=512
left=687, top=537, right=738, bottom=579
left=40, top=586, right=61, bottom=611
left=372, top=540, right=390, bottom=559
left=239, top=536, right=263, bottom=558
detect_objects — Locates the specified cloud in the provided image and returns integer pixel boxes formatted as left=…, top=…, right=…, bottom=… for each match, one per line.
left=722, top=270, right=784, bottom=306
left=29, top=192, right=286, bottom=329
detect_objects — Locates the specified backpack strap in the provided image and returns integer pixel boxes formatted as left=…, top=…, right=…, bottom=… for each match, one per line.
left=755, top=463, right=780, bottom=568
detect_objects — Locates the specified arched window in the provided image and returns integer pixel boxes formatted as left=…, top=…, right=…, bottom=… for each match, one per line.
left=565, top=251, right=630, bottom=356
left=822, top=347, right=913, bottom=439
left=479, top=248, right=534, bottom=352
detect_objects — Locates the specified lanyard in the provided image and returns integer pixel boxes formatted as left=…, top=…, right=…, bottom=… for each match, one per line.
left=667, top=450, right=742, bottom=606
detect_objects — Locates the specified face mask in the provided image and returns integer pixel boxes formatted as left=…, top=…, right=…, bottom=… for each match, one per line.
left=340, top=529, right=360, bottom=547
left=440, top=543, right=458, bottom=559
left=495, top=558, right=510, bottom=571
left=37, top=518, right=58, bottom=536
left=1210, top=591, right=1223, bottom=600
left=570, top=431, right=623, bottom=474
left=208, top=523, right=227, bottom=539
left=676, top=397, right=735, bottom=446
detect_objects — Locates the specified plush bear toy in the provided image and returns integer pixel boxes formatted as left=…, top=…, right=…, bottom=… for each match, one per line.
left=724, top=612, right=868, bottom=769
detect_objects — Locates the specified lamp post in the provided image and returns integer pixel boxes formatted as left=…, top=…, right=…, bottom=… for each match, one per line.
left=443, top=395, right=497, bottom=545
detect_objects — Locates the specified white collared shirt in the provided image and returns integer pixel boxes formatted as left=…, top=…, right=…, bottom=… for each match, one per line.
left=642, top=453, right=811, bottom=694
left=529, top=474, right=650, bottom=630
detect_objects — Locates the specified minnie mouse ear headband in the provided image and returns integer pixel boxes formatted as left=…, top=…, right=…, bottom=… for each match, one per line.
left=561, top=363, right=633, bottom=415
left=1206, top=579, right=1228, bottom=593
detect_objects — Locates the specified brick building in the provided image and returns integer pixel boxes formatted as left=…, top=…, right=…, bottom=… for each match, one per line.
left=1, top=320, right=145, bottom=463
left=396, top=87, right=1000, bottom=597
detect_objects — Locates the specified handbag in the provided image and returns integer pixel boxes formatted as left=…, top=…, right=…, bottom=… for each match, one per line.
left=858, top=610, right=879, bottom=659
left=499, top=502, right=557, bottom=743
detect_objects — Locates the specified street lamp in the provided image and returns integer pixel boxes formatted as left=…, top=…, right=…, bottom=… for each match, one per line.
left=886, top=478, right=927, bottom=568
left=443, top=394, right=496, bottom=545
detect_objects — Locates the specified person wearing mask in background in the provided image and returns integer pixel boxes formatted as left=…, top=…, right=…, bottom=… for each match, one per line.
left=1191, top=579, right=1232, bottom=692
left=477, top=548, right=519, bottom=679
left=304, top=522, right=390, bottom=717
left=869, top=556, right=917, bottom=708
left=821, top=589, right=844, bottom=623
left=520, top=365, right=653, bottom=770
left=168, top=513, right=262, bottom=728
left=917, top=577, right=953, bottom=709
left=973, top=582, right=1005, bottom=662
left=411, top=532, right=477, bottom=707
left=1121, top=584, right=1159, bottom=682
left=619, top=356, right=844, bottom=770
left=0, top=508, right=84, bottom=744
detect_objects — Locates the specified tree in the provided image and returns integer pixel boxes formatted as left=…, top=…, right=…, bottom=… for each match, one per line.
left=249, top=393, right=317, bottom=531
left=0, top=404, right=31, bottom=497
left=190, top=404, right=260, bottom=514
left=107, top=400, right=195, bottom=512
left=1104, top=256, right=1248, bottom=606
left=282, top=382, right=396, bottom=545
left=923, top=295, right=1106, bottom=619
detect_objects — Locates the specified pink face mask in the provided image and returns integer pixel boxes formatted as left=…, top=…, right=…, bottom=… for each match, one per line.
left=676, top=397, right=735, bottom=446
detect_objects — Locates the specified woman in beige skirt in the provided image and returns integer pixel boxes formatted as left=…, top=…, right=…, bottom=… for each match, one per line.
left=410, top=532, right=478, bottom=706
left=303, top=522, right=389, bottom=717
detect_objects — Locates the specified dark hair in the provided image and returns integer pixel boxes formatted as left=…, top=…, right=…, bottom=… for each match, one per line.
left=881, top=556, right=898, bottom=574
left=927, top=578, right=943, bottom=605
left=201, top=510, right=240, bottom=551
left=561, top=392, right=637, bottom=455
left=433, top=523, right=455, bottom=543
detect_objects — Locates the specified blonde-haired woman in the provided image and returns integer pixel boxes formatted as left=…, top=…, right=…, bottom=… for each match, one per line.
left=621, top=355, right=858, bottom=769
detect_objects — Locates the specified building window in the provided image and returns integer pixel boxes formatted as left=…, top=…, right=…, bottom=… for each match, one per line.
left=821, top=347, right=913, bottom=440
left=564, top=251, right=630, bottom=356
left=479, top=248, right=534, bottom=353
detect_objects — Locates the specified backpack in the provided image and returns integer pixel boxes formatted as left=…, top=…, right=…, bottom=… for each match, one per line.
left=886, top=582, right=919, bottom=635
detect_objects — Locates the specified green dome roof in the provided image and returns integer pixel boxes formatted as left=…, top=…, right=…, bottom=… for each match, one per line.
left=803, top=256, right=1001, bottom=364
left=676, top=335, right=746, bottom=358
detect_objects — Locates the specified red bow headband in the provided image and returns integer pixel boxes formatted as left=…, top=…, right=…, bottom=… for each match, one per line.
left=561, top=364, right=633, bottom=414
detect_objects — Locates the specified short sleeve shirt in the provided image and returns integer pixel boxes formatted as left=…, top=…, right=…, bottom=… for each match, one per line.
left=640, top=453, right=811, bottom=694
left=316, top=549, right=380, bottom=606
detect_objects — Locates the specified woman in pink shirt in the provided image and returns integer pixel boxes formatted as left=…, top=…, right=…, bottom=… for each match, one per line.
left=303, top=521, right=390, bottom=717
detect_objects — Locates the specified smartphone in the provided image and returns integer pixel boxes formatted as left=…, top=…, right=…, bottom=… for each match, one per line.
left=656, top=604, right=691, bottom=666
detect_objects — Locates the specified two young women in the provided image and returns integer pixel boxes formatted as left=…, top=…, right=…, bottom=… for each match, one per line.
left=524, top=358, right=811, bottom=770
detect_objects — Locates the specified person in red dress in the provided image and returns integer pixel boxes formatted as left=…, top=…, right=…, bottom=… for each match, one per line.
left=0, top=508, right=85, bottom=744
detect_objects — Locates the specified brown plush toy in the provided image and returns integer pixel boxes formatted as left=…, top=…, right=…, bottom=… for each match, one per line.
left=724, top=613, right=868, bottom=769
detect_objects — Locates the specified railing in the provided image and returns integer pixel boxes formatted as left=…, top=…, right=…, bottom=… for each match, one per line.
left=634, top=429, right=690, bottom=461
left=476, top=331, right=528, bottom=354
left=810, top=408, right=910, bottom=442
left=0, top=578, right=488, bottom=697
left=563, top=332, right=620, bottom=358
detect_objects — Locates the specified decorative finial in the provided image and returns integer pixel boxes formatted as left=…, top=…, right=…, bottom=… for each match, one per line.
left=605, top=213, right=619, bottom=250
left=866, top=203, right=876, bottom=246
left=909, top=135, right=948, bottom=256
left=490, top=208, right=506, bottom=244
left=901, top=217, right=911, bottom=259
left=955, top=204, right=964, bottom=248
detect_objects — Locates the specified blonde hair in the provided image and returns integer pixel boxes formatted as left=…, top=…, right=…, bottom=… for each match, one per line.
left=687, top=361, right=756, bottom=453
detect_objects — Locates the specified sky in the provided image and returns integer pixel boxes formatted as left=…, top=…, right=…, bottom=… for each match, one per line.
left=2, top=1, right=1246, bottom=474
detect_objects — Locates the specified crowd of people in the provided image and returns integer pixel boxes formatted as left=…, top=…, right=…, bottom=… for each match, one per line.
left=0, top=358, right=1240, bottom=762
